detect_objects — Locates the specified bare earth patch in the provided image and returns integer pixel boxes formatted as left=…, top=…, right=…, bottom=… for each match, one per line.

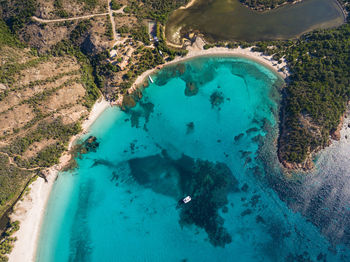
left=0, top=104, right=35, bottom=136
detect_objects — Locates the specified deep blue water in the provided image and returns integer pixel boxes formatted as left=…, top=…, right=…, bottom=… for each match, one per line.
left=36, top=57, right=350, bottom=262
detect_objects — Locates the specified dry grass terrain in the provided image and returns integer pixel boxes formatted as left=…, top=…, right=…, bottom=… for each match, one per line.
left=36, top=0, right=108, bottom=19
left=0, top=42, right=92, bottom=219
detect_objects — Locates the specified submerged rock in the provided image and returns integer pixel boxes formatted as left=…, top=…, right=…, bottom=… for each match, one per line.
left=175, top=63, right=186, bottom=75
left=185, top=82, right=198, bottom=96
left=84, top=136, right=99, bottom=153
left=234, top=133, right=244, bottom=142
left=121, top=95, right=137, bottom=111
left=210, top=91, right=224, bottom=108
left=186, top=122, right=195, bottom=134
left=246, top=127, right=259, bottom=134
left=175, top=155, right=239, bottom=247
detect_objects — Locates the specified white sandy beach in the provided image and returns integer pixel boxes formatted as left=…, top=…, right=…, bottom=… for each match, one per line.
left=8, top=37, right=289, bottom=262
left=123, top=38, right=289, bottom=105
left=179, top=0, right=197, bottom=9
left=8, top=97, right=110, bottom=262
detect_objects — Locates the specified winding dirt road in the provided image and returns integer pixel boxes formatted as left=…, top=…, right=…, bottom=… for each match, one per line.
left=107, top=0, right=117, bottom=41
left=32, top=13, right=109, bottom=23
left=31, top=1, right=125, bottom=43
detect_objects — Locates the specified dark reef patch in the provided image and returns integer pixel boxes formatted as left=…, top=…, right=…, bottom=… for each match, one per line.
left=130, top=111, right=142, bottom=128
left=91, top=159, right=117, bottom=169
left=241, top=209, right=252, bottom=217
left=175, top=155, right=239, bottom=247
left=126, top=101, right=155, bottom=129
left=234, top=133, right=244, bottom=142
left=83, top=136, right=99, bottom=153
left=140, top=102, right=154, bottom=123
left=127, top=152, right=239, bottom=247
left=210, top=91, right=224, bottom=109
left=246, top=127, right=259, bottom=135
left=128, top=154, right=181, bottom=198
left=186, top=122, right=195, bottom=134
left=184, top=81, right=198, bottom=96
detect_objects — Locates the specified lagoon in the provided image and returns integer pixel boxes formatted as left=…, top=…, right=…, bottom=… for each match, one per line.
left=166, top=0, right=345, bottom=44
left=36, top=57, right=350, bottom=262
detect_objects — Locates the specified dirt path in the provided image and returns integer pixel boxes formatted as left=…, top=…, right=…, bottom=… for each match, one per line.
left=0, top=152, right=41, bottom=171
left=31, top=3, right=125, bottom=42
left=107, top=0, right=118, bottom=41
left=32, top=13, right=109, bottom=23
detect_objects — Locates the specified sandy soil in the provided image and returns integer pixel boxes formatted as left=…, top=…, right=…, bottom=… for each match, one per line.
left=8, top=97, right=110, bottom=262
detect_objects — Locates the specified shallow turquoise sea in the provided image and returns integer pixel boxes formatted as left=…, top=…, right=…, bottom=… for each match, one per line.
left=36, top=57, right=350, bottom=262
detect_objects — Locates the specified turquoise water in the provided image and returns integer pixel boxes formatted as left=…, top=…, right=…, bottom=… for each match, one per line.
left=36, top=57, right=350, bottom=261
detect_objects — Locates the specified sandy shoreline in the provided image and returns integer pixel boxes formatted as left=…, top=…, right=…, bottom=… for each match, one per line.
left=8, top=97, right=110, bottom=262
left=180, top=0, right=197, bottom=9
left=8, top=39, right=289, bottom=262
left=125, top=41, right=289, bottom=104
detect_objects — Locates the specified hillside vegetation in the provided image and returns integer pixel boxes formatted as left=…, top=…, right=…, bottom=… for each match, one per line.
left=240, top=0, right=297, bottom=10
left=278, top=25, right=350, bottom=167
left=0, top=19, right=101, bottom=260
left=241, top=0, right=350, bottom=12
left=249, top=21, right=350, bottom=168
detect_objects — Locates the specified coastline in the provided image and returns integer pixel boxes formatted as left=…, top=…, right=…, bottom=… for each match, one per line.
left=121, top=39, right=289, bottom=105
left=179, top=0, right=197, bottom=9
left=8, top=97, right=110, bottom=262
left=8, top=38, right=289, bottom=262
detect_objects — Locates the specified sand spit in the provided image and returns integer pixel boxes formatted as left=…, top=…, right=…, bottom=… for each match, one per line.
left=8, top=97, right=110, bottom=262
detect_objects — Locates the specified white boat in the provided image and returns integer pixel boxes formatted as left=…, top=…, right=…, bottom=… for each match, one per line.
left=183, top=196, right=191, bottom=204
left=148, top=75, right=154, bottom=83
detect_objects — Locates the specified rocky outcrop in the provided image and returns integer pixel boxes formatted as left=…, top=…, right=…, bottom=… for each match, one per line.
left=19, top=23, right=69, bottom=53
left=331, top=115, right=344, bottom=141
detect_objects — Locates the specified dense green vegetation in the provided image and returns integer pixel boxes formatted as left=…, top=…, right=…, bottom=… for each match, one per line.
left=278, top=25, right=350, bottom=163
left=126, top=0, right=189, bottom=23
left=0, top=0, right=37, bottom=32
left=240, top=0, right=294, bottom=10
left=110, top=0, right=122, bottom=10
left=0, top=220, right=19, bottom=261
left=0, top=155, right=30, bottom=210
left=0, top=20, right=22, bottom=47
left=53, top=0, right=69, bottom=18
left=131, top=25, right=150, bottom=45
